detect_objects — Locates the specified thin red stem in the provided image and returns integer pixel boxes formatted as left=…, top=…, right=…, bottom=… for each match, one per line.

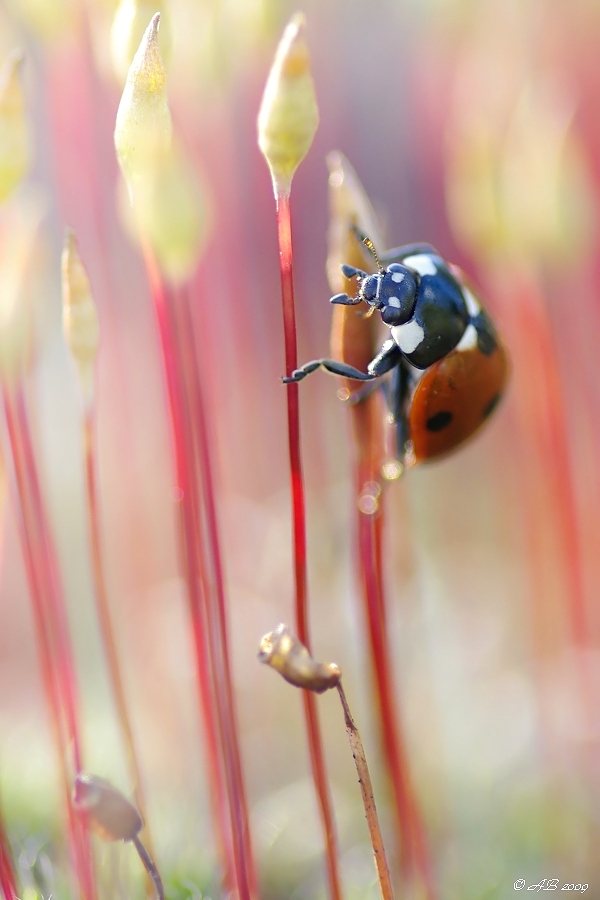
left=175, top=286, right=257, bottom=898
left=83, top=414, right=155, bottom=866
left=3, top=387, right=96, bottom=900
left=276, top=190, right=342, bottom=900
left=15, top=388, right=83, bottom=773
left=357, top=485, right=434, bottom=899
left=0, top=810, right=18, bottom=900
left=142, top=244, right=253, bottom=899
left=169, top=289, right=255, bottom=900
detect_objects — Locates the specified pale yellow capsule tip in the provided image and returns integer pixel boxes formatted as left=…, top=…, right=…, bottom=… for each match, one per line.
left=257, top=13, right=319, bottom=197
left=0, top=49, right=30, bottom=203
left=114, top=12, right=172, bottom=192
left=62, top=229, right=100, bottom=411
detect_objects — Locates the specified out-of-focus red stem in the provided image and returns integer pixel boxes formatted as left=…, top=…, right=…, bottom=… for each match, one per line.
left=15, top=388, right=82, bottom=773
left=142, top=244, right=255, bottom=899
left=3, top=388, right=96, bottom=900
left=356, top=480, right=435, bottom=899
left=0, top=810, right=18, bottom=900
left=276, top=190, right=342, bottom=900
left=175, top=287, right=258, bottom=898
left=83, top=414, right=155, bottom=869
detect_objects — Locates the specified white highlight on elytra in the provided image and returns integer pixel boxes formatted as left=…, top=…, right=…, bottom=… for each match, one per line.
left=462, top=286, right=481, bottom=317
left=391, top=271, right=405, bottom=283
left=456, top=323, right=478, bottom=352
left=403, top=254, right=437, bottom=277
left=391, top=320, right=425, bottom=354
left=387, top=296, right=401, bottom=308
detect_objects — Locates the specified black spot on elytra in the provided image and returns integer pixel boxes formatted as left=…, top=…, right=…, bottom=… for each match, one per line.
left=482, top=393, right=501, bottom=419
left=426, top=410, right=453, bottom=432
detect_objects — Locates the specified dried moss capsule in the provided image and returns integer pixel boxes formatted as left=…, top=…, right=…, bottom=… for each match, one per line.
left=258, top=624, right=341, bottom=694
left=73, top=773, right=143, bottom=842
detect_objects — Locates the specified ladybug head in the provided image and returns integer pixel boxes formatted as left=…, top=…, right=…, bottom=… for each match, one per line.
left=331, top=263, right=417, bottom=326
left=359, top=263, right=417, bottom=325
left=330, top=232, right=418, bottom=326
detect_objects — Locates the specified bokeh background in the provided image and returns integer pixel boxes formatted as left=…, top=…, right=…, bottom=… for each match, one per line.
left=1, top=0, right=600, bottom=897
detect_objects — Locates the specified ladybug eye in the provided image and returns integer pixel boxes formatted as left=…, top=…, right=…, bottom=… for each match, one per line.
left=362, top=275, right=379, bottom=304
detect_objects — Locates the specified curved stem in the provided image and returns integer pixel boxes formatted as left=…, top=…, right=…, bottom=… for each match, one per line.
left=133, top=835, right=164, bottom=900
left=336, top=683, right=394, bottom=900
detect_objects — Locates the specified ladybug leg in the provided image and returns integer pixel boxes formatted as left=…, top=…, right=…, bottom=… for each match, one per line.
left=345, top=340, right=403, bottom=404
left=282, top=358, right=376, bottom=384
left=284, top=338, right=403, bottom=385
left=384, top=359, right=414, bottom=461
left=367, top=338, right=402, bottom=376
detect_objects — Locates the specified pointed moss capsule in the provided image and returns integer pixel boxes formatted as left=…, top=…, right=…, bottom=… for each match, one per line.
left=114, top=13, right=172, bottom=196
left=258, top=624, right=341, bottom=694
left=0, top=193, right=42, bottom=381
left=0, top=50, right=30, bottom=203
left=73, top=773, right=143, bottom=842
left=257, top=13, right=319, bottom=197
left=111, top=0, right=172, bottom=85
left=62, top=230, right=100, bottom=411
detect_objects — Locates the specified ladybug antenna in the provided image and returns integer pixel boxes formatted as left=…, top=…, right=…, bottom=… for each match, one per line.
left=351, top=225, right=383, bottom=273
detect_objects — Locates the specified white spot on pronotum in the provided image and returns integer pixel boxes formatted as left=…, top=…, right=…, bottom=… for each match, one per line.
left=391, top=271, right=405, bottom=283
left=387, top=296, right=401, bottom=308
left=462, top=286, right=481, bottom=317
left=456, top=323, right=478, bottom=352
left=403, top=254, right=437, bottom=276
left=391, top=320, right=425, bottom=354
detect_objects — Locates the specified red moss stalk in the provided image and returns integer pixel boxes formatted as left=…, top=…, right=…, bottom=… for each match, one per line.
left=0, top=810, right=17, bottom=900
left=326, top=187, right=434, bottom=893
left=174, top=284, right=257, bottom=897
left=357, top=490, right=434, bottom=898
left=2, top=386, right=96, bottom=900
left=82, top=412, right=155, bottom=863
left=258, top=16, right=340, bottom=894
left=277, top=192, right=342, bottom=900
left=142, top=244, right=255, bottom=899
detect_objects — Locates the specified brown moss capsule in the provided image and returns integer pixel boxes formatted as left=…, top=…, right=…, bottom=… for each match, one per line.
left=258, top=624, right=341, bottom=694
left=73, top=773, right=143, bottom=842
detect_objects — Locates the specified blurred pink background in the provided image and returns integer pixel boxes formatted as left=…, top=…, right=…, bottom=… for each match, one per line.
left=1, top=0, right=600, bottom=897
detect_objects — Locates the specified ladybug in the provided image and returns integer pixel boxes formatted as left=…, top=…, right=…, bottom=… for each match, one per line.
left=283, top=233, right=508, bottom=465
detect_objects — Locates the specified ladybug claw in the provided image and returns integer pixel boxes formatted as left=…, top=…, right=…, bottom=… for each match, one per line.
left=330, top=293, right=361, bottom=306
